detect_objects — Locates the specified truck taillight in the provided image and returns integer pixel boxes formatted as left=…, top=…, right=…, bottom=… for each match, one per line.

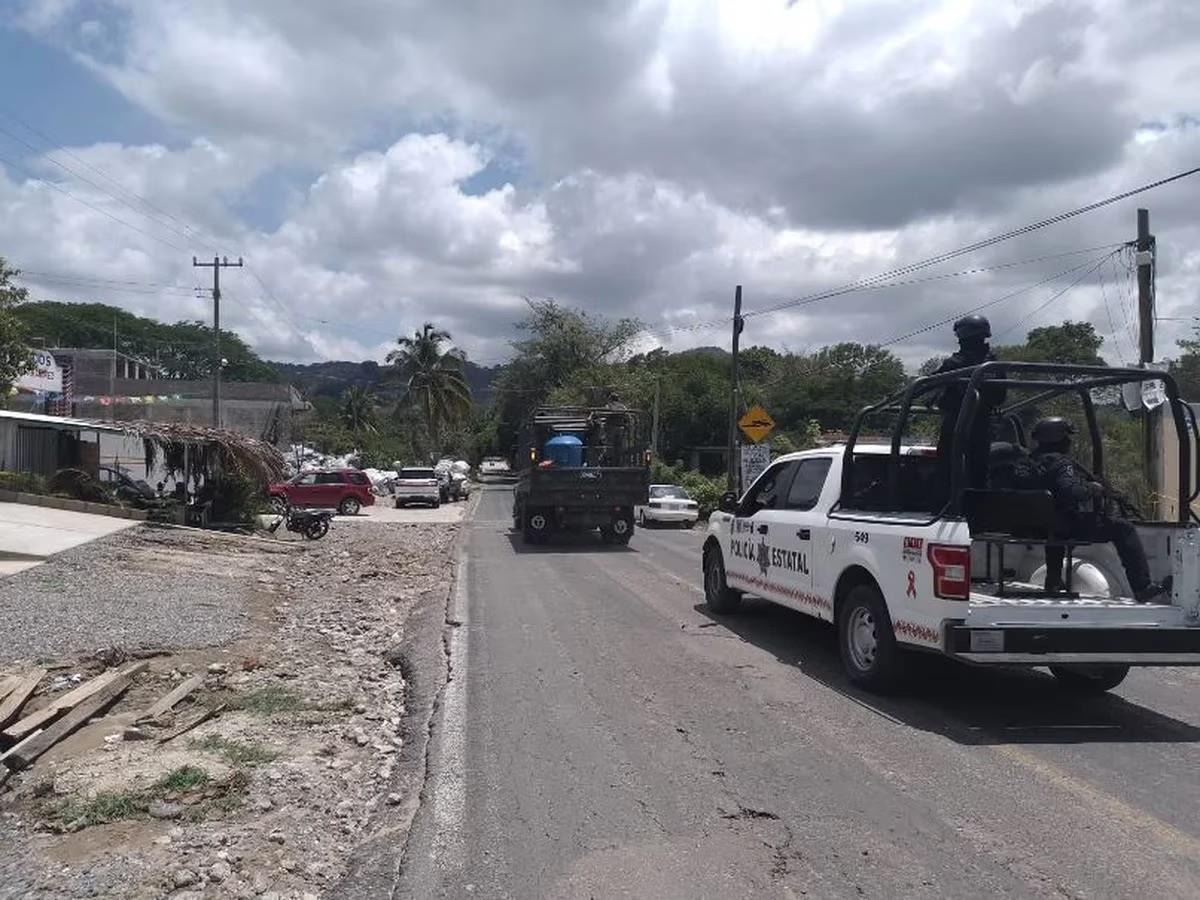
left=928, top=544, right=970, bottom=600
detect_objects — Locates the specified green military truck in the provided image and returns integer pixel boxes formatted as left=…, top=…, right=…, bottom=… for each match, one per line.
left=512, top=405, right=651, bottom=544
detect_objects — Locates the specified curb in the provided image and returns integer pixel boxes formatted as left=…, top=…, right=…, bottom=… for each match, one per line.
left=0, top=490, right=148, bottom=521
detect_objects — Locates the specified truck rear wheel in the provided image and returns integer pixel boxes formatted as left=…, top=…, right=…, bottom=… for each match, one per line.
left=524, top=509, right=550, bottom=544
left=703, top=546, right=742, bottom=614
left=602, top=515, right=633, bottom=545
left=1050, top=664, right=1129, bottom=694
left=838, top=584, right=906, bottom=693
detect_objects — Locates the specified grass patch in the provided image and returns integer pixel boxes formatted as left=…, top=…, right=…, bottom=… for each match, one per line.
left=149, top=765, right=209, bottom=795
left=52, top=790, right=144, bottom=828
left=190, top=735, right=278, bottom=767
left=228, top=686, right=351, bottom=716
left=41, top=766, right=248, bottom=831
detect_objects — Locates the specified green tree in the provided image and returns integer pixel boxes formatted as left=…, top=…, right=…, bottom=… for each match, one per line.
left=338, top=385, right=379, bottom=436
left=995, top=321, right=1105, bottom=365
left=1170, top=325, right=1200, bottom=401
left=387, top=323, right=472, bottom=451
left=0, top=257, right=31, bottom=393
left=13, top=300, right=279, bottom=382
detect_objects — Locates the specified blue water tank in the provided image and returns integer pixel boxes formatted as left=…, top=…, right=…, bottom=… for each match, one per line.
left=544, top=433, right=584, bottom=467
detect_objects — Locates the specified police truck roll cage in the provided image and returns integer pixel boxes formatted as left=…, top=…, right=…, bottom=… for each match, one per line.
left=838, top=361, right=1199, bottom=525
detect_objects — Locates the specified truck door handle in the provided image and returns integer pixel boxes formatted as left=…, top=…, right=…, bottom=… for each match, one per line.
left=796, top=529, right=810, bottom=540
left=757, top=524, right=769, bottom=534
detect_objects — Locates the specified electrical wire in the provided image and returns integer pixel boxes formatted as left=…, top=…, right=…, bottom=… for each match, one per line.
left=992, top=251, right=1118, bottom=341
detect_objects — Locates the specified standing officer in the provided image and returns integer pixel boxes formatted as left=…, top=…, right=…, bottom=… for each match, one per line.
left=1031, top=417, right=1170, bottom=601
left=935, top=315, right=1006, bottom=491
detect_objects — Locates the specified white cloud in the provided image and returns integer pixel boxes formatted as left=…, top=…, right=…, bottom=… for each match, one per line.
left=4, top=0, right=1200, bottom=373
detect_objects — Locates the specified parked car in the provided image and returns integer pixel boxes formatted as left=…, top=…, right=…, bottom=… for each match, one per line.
left=479, top=456, right=511, bottom=479
left=636, top=484, right=699, bottom=528
left=97, top=465, right=156, bottom=503
left=394, top=467, right=441, bottom=508
left=267, top=468, right=375, bottom=516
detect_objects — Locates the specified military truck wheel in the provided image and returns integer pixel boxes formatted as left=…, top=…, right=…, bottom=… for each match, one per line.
left=524, top=509, right=551, bottom=544
left=609, top=516, right=633, bottom=545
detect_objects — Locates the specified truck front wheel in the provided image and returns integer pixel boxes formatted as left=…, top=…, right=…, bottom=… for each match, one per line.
left=838, top=583, right=906, bottom=693
left=1050, top=664, right=1129, bottom=694
left=703, top=546, right=742, bottom=614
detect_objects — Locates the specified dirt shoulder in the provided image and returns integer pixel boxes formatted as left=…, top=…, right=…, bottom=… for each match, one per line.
left=0, top=516, right=460, bottom=899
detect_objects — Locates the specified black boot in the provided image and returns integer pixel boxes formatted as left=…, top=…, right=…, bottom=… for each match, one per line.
left=1134, top=576, right=1173, bottom=603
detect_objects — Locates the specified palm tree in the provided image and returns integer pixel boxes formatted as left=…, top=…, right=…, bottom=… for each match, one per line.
left=387, top=323, right=472, bottom=450
left=339, top=385, right=379, bottom=436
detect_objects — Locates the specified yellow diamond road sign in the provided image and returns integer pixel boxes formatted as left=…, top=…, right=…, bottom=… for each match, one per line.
left=738, top=405, right=775, bottom=443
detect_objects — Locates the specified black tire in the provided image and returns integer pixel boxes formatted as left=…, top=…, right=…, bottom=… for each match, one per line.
left=703, top=545, right=742, bottom=614
left=838, top=583, right=907, bottom=693
left=524, top=509, right=551, bottom=544
left=303, top=519, right=329, bottom=540
left=638, top=510, right=649, bottom=528
left=604, top=516, right=633, bottom=545
left=338, top=496, right=361, bottom=516
left=1050, top=664, right=1129, bottom=694
left=432, top=498, right=440, bottom=508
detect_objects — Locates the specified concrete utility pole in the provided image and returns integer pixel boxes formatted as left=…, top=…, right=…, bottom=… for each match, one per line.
left=726, top=284, right=744, bottom=494
left=1136, top=208, right=1160, bottom=511
left=109, top=315, right=117, bottom=421
left=193, top=255, right=243, bottom=427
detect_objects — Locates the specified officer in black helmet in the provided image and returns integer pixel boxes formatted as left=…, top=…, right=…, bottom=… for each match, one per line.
left=1031, top=416, right=1171, bottom=602
left=935, top=315, right=1006, bottom=491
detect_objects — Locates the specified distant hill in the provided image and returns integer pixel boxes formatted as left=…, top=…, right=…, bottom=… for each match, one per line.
left=271, top=358, right=502, bottom=404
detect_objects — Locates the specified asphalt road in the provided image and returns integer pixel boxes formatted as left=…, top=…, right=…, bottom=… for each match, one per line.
left=396, top=484, right=1200, bottom=899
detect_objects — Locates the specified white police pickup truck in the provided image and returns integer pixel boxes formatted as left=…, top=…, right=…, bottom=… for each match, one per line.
left=702, top=361, right=1200, bottom=694
left=703, top=444, right=1200, bottom=693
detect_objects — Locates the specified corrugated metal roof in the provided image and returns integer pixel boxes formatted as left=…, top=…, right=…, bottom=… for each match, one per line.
left=0, top=410, right=124, bottom=433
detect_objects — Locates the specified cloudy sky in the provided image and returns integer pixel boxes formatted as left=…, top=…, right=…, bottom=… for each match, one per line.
left=1, top=0, right=1198, bottom=369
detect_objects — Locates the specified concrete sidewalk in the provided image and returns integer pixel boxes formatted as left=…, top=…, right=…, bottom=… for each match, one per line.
left=0, top=501, right=139, bottom=574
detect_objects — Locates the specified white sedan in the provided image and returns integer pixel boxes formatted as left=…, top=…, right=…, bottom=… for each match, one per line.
left=637, top=484, right=699, bottom=528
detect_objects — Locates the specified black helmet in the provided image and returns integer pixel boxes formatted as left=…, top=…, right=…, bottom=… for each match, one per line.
left=953, top=315, right=991, bottom=341
left=1031, top=417, right=1075, bottom=446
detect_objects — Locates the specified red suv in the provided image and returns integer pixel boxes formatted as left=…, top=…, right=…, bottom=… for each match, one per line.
left=267, top=469, right=375, bottom=516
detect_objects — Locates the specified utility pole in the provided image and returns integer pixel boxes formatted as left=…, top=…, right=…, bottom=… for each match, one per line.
left=109, top=314, right=117, bottom=421
left=650, top=376, right=661, bottom=460
left=193, top=255, right=243, bottom=427
left=726, top=285, right=744, bottom=493
left=1136, top=208, right=1160, bottom=512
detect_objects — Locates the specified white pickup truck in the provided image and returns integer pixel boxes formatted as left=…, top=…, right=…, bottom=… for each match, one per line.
left=703, top=443, right=1200, bottom=693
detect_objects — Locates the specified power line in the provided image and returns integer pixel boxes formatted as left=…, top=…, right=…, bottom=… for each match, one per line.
left=744, top=165, right=1200, bottom=322
left=0, top=107, right=230, bottom=254
left=993, top=251, right=1118, bottom=341
left=0, top=149, right=193, bottom=253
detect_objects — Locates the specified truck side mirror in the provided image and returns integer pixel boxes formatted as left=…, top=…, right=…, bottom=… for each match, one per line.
left=719, top=491, right=738, bottom=513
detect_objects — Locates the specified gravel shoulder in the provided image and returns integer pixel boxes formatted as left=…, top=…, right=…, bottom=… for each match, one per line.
left=0, top=516, right=461, bottom=900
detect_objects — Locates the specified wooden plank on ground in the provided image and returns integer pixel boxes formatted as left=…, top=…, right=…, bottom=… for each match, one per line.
left=2, top=661, right=148, bottom=741
left=2, top=676, right=132, bottom=771
left=0, top=675, right=21, bottom=704
left=137, top=673, right=205, bottom=722
left=158, top=703, right=226, bottom=745
left=0, top=728, right=44, bottom=767
left=0, top=668, right=47, bottom=729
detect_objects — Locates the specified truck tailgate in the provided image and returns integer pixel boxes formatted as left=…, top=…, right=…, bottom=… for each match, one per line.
left=523, top=467, right=649, bottom=505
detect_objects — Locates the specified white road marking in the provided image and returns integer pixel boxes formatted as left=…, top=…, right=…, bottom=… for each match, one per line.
left=430, top=550, right=470, bottom=869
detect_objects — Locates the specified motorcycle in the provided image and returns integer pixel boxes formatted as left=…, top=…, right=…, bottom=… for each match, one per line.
left=268, top=506, right=334, bottom=540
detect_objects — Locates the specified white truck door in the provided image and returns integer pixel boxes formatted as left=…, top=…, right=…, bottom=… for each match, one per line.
left=764, top=456, right=835, bottom=616
left=725, top=460, right=797, bottom=600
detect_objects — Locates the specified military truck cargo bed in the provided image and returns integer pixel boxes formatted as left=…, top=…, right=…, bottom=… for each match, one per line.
left=515, top=466, right=650, bottom=507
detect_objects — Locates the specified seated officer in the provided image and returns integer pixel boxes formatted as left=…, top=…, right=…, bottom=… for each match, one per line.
left=1031, top=417, right=1171, bottom=602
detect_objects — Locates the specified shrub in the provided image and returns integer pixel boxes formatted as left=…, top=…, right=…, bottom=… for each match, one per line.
left=0, top=470, right=47, bottom=494
left=47, top=468, right=114, bottom=504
